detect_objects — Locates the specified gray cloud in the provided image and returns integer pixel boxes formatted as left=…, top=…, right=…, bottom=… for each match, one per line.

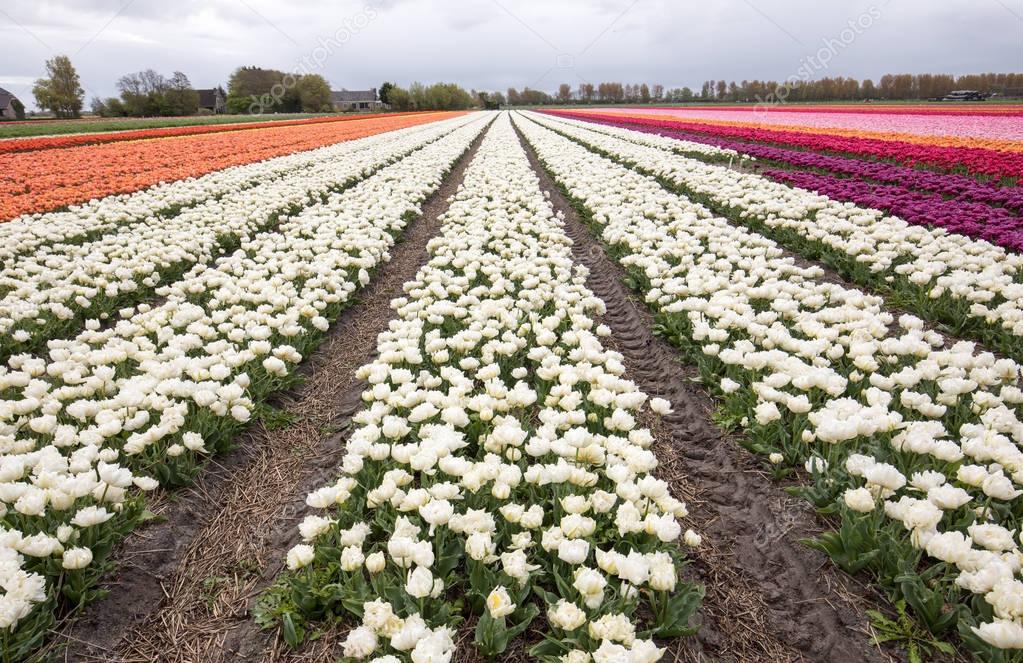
left=2, top=0, right=1021, bottom=108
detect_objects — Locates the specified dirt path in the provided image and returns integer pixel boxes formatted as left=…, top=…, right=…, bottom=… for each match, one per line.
left=515, top=125, right=900, bottom=663
left=55, top=130, right=486, bottom=663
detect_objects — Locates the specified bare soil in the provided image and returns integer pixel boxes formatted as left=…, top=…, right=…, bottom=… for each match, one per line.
left=52, top=130, right=485, bottom=663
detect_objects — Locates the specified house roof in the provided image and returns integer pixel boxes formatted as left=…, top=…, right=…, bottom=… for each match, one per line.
left=331, top=88, right=378, bottom=103
left=0, top=86, right=18, bottom=108
left=196, top=88, right=222, bottom=107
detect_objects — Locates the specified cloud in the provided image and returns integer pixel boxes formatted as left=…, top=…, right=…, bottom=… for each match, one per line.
left=3, top=0, right=1020, bottom=108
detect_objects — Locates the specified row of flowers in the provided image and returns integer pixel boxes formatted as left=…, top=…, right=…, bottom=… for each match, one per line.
left=0, top=112, right=461, bottom=221
left=514, top=111, right=1023, bottom=658
left=547, top=110, right=1023, bottom=181
left=529, top=112, right=1023, bottom=363
left=549, top=112, right=1023, bottom=215
left=0, top=119, right=448, bottom=268
left=639, top=105, right=1023, bottom=118
left=0, top=115, right=481, bottom=360
left=256, top=113, right=702, bottom=663
left=0, top=112, right=426, bottom=155
left=598, top=108, right=1023, bottom=142
left=0, top=114, right=491, bottom=661
left=762, top=168, right=1023, bottom=253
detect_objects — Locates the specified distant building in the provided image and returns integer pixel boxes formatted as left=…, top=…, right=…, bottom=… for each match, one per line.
left=196, top=88, right=226, bottom=114
left=0, top=87, right=24, bottom=120
left=331, top=88, right=382, bottom=112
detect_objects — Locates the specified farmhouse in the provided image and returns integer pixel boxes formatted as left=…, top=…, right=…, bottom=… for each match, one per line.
left=0, top=87, right=24, bottom=120
left=196, top=88, right=226, bottom=114
left=331, top=88, right=382, bottom=112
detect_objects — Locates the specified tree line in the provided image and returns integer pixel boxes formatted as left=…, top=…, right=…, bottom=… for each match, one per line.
left=92, top=70, right=202, bottom=117
left=25, top=56, right=478, bottom=119
left=503, top=73, right=1023, bottom=106
left=21, top=55, right=1023, bottom=120
left=378, top=81, right=477, bottom=111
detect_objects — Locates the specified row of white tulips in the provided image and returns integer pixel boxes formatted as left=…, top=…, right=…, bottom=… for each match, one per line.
left=525, top=111, right=1023, bottom=362
left=513, top=111, right=1023, bottom=656
left=260, top=113, right=701, bottom=663
left=0, top=113, right=491, bottom=659
left=1, top=138, right=343, bottom=266
left=0, top=116, right=481, bottom=359
left=0, top=116, right=454, bottom=266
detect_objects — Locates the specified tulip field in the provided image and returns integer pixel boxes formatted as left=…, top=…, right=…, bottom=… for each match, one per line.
left=1, top=105, right=1023, bottom=663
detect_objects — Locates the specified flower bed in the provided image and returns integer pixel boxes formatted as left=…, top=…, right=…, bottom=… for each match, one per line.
left=256, top=113, right=702, bottom=663
left=515, top=110, right=1023, bottom=659
left=0, top=115, right=479, bottom=360
left=0, top=112, right=425, bottom=155
left=763, top=168, right=1023, bottom=252
left=546, top=112, right=1023, bottom=214
left=528, top=112, right=1023, bottom=363
left=0, top=112, right=463, bottom=221
left=0, top=114, right=490, bottom=660
left=547, top=110, right=1023, bottom=181
left=590, top=107, right=1023, bottom=141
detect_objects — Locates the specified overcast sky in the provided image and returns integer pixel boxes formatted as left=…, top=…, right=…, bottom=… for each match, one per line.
left=2, top=0, right=1022, bottom=108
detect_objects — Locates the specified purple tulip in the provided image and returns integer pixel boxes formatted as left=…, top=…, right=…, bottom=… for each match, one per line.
left=551, top=113, right=1023, bottom=253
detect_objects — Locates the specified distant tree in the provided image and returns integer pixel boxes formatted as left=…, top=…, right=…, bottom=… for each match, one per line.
left=651, top=84, right=664, bottom=101
left=556, top=83, right=573, bottom=103
left=227, top=66, right=289, bottom=113
left=10, top=97, right=25, bottom=120
left=861, top=78, right=877, bottom=99
left=92, top=96, right=127, bottom=117
left=294, top=74, right=332, bottom=112
left=640, top=83, right=651, bottom=103
left=115, top=72, right=144, bottom=115
left=379, top=81, right=396, bottom=105
left=597, top=82, right=624, bottom=102
left=117, top=69, right=164, bottom=115
left=165, top=71, right=200, bottom=116
left=388, top=86, right=411, bottom=110
left=228, top=66, right=281, bottom=99
left=110, top=69, right=201, bottom=117
left=33, top=55, right=85, bottom=118
left=406, top=82, right=426, bottom=109
left=507, top=87, right=521, bottom=105
left=382, top=82, right=475, bottom=111
left=477, top=91, right=500, bottom=110
left=578, top=82, right=595, bottom=103
left=519, top=87, right=552, bottom=105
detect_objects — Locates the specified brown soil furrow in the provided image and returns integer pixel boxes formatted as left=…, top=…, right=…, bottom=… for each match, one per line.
left=515, top=124, right=900, bottom=663
left=54, top=128, right=487, bottom=663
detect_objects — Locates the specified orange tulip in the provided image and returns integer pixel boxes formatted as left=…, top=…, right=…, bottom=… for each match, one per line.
left=0, top=112, right=464, bottom=221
